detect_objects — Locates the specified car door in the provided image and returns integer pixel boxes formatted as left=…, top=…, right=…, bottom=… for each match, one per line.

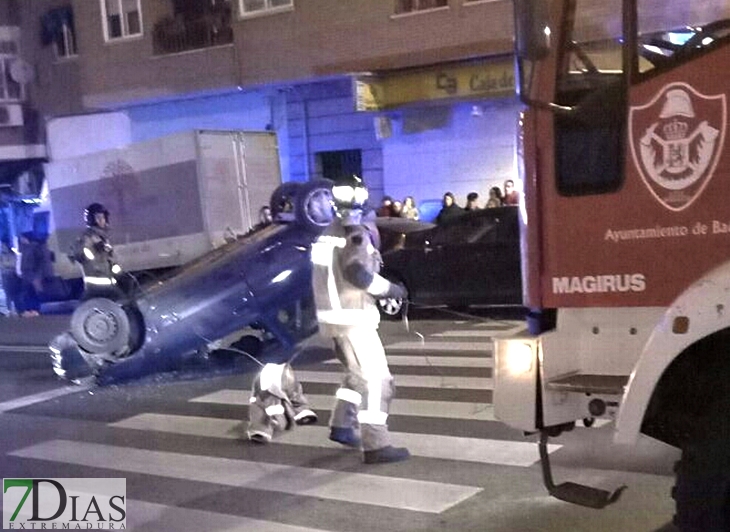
left=419, top=215, right=477, bottom=305
left=468, top=208, right=522, bottom=305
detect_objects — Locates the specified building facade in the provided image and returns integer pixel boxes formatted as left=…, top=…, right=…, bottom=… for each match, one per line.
left=7, top=0, right=521, bottom=220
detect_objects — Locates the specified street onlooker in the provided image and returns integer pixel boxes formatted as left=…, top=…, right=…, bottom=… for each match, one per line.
left=401, top=196, right=419, bottom=220
left=17, top=232, right=46, bottom=317
left=0, top=240, right=20, bottom=316
left=503, top=179, right=519, bottom=206
left=486, top=186, right=504, bottom=208
left=435, top=192, right=464, bottom=224
left=465, top=192, right=481, bottom=211
left=391, top=200, right=403, bottom=217
left=376, top=196, right=394, bottom=217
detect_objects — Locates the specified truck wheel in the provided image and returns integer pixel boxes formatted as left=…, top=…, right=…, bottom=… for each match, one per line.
left=70, top=297, right=132, bottom=356
left=673, top=437, right=730, bottom=531
left=295, top=179, right=334, bottom=232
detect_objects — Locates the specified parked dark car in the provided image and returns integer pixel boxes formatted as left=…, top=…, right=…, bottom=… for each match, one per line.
left=50, top=180, right=334, bottom=385
left=376, top=206, right=523, bottom=318
left=375, top=216, right=435, bottom=254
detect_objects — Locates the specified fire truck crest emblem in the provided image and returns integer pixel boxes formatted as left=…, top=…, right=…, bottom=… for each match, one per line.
left=629, top=82, right=726, bottom=211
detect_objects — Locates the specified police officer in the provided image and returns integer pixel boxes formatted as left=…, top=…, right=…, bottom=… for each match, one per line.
left=70, top=203, right=122, bottom=299
left=311, top=175, right=410, bottom=464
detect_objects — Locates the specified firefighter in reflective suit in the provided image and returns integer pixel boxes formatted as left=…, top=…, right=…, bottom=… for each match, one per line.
left=247, top=362, right=318, bottom=443
left=311, top=176, right=410, bottom=464
left=70, top=203, right=122, bottom=299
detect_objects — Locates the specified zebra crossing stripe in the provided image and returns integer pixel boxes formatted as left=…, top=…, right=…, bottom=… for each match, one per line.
left=190, top=391, right=612, bottom=428
left=431, top=330, right=503, bottom=338
left=294, top=370, right=492, bottom=390
left=321, top=355, right=492, bottom=368
left=10, top=440, right=481, bottom=514
left=109, top=413, right=559, bottom=467
left=109, top=413, right=561, bottom=467
left=190, top=390, right=497, bottom=421
left=473, top=323, right=527, bottom=336
left=0, top=384, right=91, bottom=413
left=385, top=341, right=490, bottom=352
left=129, top=499, right=330, bottom=532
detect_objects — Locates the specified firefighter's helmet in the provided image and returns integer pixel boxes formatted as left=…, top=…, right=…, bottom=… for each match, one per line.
left=332, top=175, right=368, bottom=226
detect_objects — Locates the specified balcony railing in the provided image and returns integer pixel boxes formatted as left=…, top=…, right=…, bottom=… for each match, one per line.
left=152, top=12, right=233, bottom=55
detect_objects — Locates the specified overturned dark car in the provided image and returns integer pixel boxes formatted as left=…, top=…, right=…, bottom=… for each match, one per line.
left=50, top=180, right=334, bottom=385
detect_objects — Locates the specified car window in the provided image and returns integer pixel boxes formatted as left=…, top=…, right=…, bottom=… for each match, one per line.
left=430, top=212, right=498, bottom=246
left=430, top=222, right=469, bottom=245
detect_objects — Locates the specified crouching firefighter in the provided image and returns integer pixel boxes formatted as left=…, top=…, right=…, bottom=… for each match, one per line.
left=311, top=175, right=410, bottom=464
left=247, top=362, right=318, bottom=443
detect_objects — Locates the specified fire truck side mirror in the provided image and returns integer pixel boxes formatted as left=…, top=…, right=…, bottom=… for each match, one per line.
left=514, top=0, right=550, bottom=61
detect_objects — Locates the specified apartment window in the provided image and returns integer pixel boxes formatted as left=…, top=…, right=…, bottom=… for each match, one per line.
left=0, top=33, right=22, bottom=101
left=56, top=23, right=77, bottom=57
left=394, top=0, right=448, bottom=14
left=240, top=0, right=292, bottom=16
left=41, top=6, right=77, bottom=58
left=102, top=0, right=142, bottom=40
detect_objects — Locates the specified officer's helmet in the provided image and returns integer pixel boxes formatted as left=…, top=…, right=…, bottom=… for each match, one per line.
left=84, top=203, right=109, bottom=228
left=332, top=175, right=368, bottom=226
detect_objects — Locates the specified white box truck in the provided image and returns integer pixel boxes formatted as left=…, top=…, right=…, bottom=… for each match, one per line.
left=42, top=130, right=282, bottom=283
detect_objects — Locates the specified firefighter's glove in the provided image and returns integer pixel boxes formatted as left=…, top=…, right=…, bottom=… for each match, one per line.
left=386, top=281, right=408, bottom=300
left=96, top=241, right=112, bottom=253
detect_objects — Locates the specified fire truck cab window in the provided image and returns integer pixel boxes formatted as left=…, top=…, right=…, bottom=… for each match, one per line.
left=554, top=0, right=625, bottom=195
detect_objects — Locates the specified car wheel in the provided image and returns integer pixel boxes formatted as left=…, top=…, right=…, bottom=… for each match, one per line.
left=377, top=296, right=405, bottom=320
left=295, top=179, right=334, bottom=232
left=70, top=297, right=132, bottom=356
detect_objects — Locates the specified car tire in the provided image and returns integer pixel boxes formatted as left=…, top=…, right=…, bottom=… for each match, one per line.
left=295, top=179, right=334, bottom=233
left=377, top=295, right=405, bottom=320
left=70, top=297, right=132, bottom=356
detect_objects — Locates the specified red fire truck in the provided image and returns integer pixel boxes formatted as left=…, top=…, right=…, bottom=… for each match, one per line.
left=493, top=0, right=730, bottom=529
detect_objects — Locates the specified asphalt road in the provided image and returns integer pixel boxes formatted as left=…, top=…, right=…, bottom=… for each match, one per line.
left=0, top=309, right=681, bottom=531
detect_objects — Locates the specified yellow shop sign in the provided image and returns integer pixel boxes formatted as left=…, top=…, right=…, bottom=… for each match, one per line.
left=354, top=59, right=514, bottom=111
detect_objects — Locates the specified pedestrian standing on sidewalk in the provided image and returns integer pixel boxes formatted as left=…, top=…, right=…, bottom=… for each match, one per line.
left=0, top=239, right=20, bottom=316
left=17, top=232, right=43, bottom=317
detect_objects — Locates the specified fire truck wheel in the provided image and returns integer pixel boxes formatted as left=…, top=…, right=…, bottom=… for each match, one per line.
left=672, top=437, right=730, bottom=532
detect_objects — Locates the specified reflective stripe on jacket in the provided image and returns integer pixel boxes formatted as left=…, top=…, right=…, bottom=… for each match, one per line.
left=311, top=218, right=386, bottom=329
